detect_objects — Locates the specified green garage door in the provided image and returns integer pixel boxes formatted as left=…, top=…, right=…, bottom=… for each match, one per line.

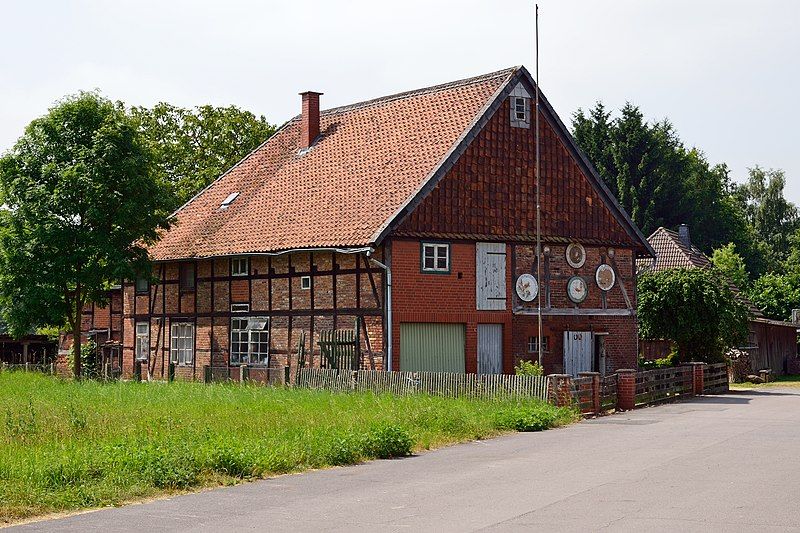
left=400, top=323, right=466, bottom=373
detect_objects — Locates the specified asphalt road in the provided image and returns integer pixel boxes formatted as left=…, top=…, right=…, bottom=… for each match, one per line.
left=11, top=388, right=800, bottom=532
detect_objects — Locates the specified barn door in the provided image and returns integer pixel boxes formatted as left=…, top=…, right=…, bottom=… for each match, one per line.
left=476, top=243, right=506, bottom=310
left=477, top=324, right=503, bottom=374
left=563, top=331, right=593, bottom=376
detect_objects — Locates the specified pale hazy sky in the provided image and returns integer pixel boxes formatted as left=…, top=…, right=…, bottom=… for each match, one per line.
left=2, top=0, right=798, bottom=204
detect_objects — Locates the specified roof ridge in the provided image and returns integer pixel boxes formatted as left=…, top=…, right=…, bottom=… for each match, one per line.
left=288, top=66, right=519, bottom=120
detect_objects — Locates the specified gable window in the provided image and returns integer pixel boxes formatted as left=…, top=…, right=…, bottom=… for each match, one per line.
left=230, top=316, right=270, bottom=366
left=527, top=336, right=549, bottom=353
left=300, top=276, right=311, bottom=290
left=421, top=242, right=450, bottom=273
left=231, top=257, right=249, bottom=277
left=179, top=262, right=195, bottom=291
left=135, top=275, right=149, bottom=294
left=135, top=322, right=149, bottom=361
left=170, top=322, right=194, bottom=366
left=510, top=96, right=530, bottom=128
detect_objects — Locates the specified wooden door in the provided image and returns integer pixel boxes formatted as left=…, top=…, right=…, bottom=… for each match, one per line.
left=477, top=324, right=503, bottom=374
left=563, top=331, right=593, bottom=376
left=476, top=243, right=507, bottom=310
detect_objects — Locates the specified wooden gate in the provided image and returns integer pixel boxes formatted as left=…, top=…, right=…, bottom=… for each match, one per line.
left=477, top=324, right=503, bottom=374
left=563, top=331, right=592, bottom=376
left=318, top=321, right=360, bottom=370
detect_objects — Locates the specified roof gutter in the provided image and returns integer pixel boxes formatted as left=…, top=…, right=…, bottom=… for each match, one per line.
left=151, top=246, right=373, bottom=263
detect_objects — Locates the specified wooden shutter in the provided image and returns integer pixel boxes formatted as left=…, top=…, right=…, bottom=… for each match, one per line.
left=476, top=243, right=507, bottom=310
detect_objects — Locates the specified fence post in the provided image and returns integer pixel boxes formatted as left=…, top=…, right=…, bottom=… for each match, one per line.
left=134, top=361, right=142, bottom=382
left=284, top=365, right=290, bottom=386
left=548, top=374, right=572, bottom=407
left=579, top=372, right=601, bottom=414
left=350, top=370, right=358, bottom=391
left=685, top=362, right=705, bottom=395
left=240, top=364, right=249, bottom=383
left=203, top=365, right=211, bottom=383
left=616, top=369, right=636, bottom=411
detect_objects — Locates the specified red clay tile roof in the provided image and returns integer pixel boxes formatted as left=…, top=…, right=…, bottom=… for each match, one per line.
left=148, top=68, right=516, bottom=261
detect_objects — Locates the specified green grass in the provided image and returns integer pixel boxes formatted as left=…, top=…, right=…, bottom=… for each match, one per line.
left=730, top=374, right=800, bottom=389
left=0, top=372, right=576, bottom=523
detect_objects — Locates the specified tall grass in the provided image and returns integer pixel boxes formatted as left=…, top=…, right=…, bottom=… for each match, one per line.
left=0, top=372, right=576, bottom=523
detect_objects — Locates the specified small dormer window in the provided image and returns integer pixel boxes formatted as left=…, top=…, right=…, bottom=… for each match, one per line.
left=510, top=96, right=530, bottom=129
left=220, top=192, right=239, bottom=210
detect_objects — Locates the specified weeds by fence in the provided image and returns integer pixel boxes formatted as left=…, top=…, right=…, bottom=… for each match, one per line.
left=0, top=363, right=55, bottom=375
left=295, top=368, right=550, bottom=401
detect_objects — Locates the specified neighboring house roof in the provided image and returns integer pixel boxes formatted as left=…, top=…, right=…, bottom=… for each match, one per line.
left=149, top=66, right=653, bottom=261
left=638, top=227, right=772, bottom=319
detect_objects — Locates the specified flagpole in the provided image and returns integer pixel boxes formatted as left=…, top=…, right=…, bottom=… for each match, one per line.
left=535, top=3, right=543, bottom=366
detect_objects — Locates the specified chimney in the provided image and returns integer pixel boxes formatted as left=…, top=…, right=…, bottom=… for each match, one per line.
left=299, top=91, right=323, bottom=149
left=678, top=224, right=691, bottom=247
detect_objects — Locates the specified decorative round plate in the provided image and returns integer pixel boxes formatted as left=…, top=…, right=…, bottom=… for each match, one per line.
left=566, top=243, right=586, bottom=268
left=567, top=276, right=588, bottom=303
left=515, top=273, right=539, bottom=302
left=596, top=264, right=616, bottom=291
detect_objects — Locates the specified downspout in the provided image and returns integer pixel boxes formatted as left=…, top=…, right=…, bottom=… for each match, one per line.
left=367, top=249, right=392, bottom=372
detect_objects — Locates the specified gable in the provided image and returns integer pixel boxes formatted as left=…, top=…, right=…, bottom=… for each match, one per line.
left=394, top=80, right=642, bottom=249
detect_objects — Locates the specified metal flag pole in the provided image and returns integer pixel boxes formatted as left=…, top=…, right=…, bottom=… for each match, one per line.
left=535, top=3, right=543, bottom=366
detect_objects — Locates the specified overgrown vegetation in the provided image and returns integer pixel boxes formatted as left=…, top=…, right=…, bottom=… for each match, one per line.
left=514, top=359, right=544, bottom=376
left=637, top=267, right=749, bottom=362
left=0, top=372, right=576, bottom=523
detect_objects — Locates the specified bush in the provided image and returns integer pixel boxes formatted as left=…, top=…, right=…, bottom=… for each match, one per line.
left=514, top=360, right=544, bottom=376
left=362, top=424, right=413, bottom=459
left=496, top=406, right=561, bottom=432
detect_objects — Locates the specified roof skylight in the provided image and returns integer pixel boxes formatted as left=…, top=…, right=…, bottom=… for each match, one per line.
left=220, top=192, right=239, bottom=209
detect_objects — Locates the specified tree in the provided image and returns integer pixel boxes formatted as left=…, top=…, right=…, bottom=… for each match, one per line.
left=748, top=273, right=800, bottom=321
left=0, top=92, right=171, bottom=377
left=711, top=243, right=749, bottom=290
left=638, top=268, right=749, bottom=363
left=129, top=104, right=276, bottom=209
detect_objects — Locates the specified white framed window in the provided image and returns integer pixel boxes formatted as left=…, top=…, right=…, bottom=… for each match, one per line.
left=231, top=256, right=249, bottom=276
left=231, top=303, right=250, bottom=313
left=421, top=243, right=450, bottom=273
left=514, top=97, right=527, bottom=121
left=230, top=316, right=270, bottom=366
left=170, top=322, right=194, bottom=365
left=135, top=322, right=149, bottom=361
left=300, top=276, right=311, bottom=290
left=527, top=336, right=549, bottom=353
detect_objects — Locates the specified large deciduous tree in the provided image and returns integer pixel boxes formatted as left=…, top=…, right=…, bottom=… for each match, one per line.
left=0, top=93, right=171, bottom=377
left=637, top=268, right=749, bottom=363
left=129, top=104, right=276, bottom=209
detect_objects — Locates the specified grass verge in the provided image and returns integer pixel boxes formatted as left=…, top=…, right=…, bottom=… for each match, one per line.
left=730, top=374, right=800, bottom=389
left=0, top=371, right=576, bottom=523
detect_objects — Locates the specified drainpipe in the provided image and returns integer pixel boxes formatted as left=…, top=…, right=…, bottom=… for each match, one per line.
left=367, top=249, right=392, bottom=372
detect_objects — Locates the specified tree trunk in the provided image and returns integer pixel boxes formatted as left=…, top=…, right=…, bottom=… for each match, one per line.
left=72, top=287, right=82, bottom=379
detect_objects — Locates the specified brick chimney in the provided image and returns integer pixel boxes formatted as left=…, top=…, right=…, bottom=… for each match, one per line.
left=678, top=224, right=691, bottom=247
left=299, top=91, right=323, bottom=149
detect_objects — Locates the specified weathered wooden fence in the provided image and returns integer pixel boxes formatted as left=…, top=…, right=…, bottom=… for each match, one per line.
left=569, top=376, right=595, bottom=412
left=295, top=368, right=550, bottom=401
left=634, top=366, right=693, bottom=406
left=600, top=374, right=618, bottom=411
left=703, top=362, right=729, bottom=394
left=203, top=365, right=288, bottom=385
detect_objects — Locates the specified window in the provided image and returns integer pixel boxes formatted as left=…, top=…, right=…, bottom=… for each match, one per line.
left=231, top=257, right=248, bottom=276
left=300, top=276, right=311, bottom=290
left=170, top=322, right=194, bottom=365
left=527, top=336, right=549, bottom=353
left=421, top=243, right=450, bottom=273
left=220, top=192, right=239, bottom=209
left=230, top=316, right=270, bottom=365
left=135, top=276, right=149, bottom=294
left=514, top=97, right=527, bottom=121
left=135, top=322, right=149, bottom=361
left=179, top=262, right=195, bottom=291
left=231, top=303, right=250, bottom=313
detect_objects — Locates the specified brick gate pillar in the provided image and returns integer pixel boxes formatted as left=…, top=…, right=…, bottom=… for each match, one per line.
left=548, top=374, right=572, bottom=407
left=616, top=369, right=636, bottom=411
left=685, top=362, right=706, bottom=395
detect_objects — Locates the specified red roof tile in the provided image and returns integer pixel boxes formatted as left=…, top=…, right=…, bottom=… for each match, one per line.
left=149, top=68, right=515, bottom=261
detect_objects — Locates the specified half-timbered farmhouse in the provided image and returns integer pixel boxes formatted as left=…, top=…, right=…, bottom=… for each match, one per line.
left=119, top=66, right=654, bottom=380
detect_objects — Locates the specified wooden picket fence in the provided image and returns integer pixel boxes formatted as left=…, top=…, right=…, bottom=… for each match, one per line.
left=703, top=362, right=729, bottom=394
left=634, top=366, right=693, bottom=406
left=0, top=362, right=56, bottom=374
left=295, top=368, right=550, bottom=401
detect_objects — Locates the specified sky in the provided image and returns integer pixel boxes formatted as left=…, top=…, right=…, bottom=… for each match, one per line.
left=1, top=0, right=798, bottom=204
